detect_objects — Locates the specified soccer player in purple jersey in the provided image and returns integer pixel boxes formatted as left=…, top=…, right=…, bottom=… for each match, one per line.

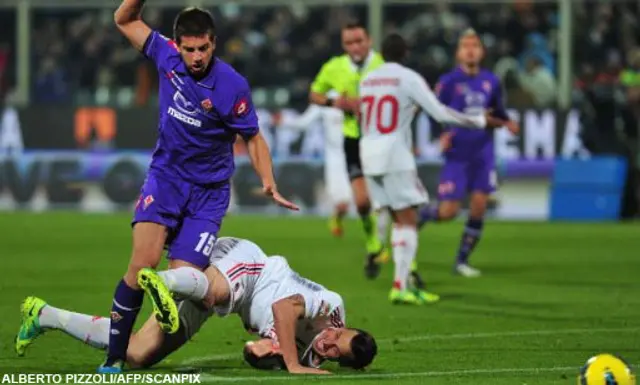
left=417, top=29, right=519, bottom=278
left=93, top=1, right=299, bottom=373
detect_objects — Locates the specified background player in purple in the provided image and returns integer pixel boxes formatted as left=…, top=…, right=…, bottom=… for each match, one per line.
left=101, top=0, right=299, bottom=373
left=417, top=29, right=519, bottom=278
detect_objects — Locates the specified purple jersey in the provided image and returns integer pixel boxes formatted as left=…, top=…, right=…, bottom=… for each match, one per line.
left=143, top=31, right=259, bottom=185
left=436, top=67, right=508, bottom=162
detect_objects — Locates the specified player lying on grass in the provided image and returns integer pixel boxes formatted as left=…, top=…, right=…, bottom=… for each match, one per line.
left=15, top=237, right=377, bottom=375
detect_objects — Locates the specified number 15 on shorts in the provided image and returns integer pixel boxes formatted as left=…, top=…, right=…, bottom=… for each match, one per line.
left=195, top=232, right=216, bottom=257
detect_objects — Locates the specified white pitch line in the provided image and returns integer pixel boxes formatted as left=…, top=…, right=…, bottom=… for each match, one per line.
left=179, top=326, right=639, bottom=366
left=181, top=353, right=240, bottom=366
left=389, top=326, right=640, bottom=343
left=199, top=365, right=578, bottom=382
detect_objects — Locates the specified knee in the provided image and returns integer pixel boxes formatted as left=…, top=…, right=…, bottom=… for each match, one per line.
left=128, top=246, right=162, bottom=271
left=469, top=197, right=489, bottom=218
left=124, top=249, right=162, bottom=287
left=127, top=348, right=151, bottom=369
left=438, top=206, right=459, bottom=221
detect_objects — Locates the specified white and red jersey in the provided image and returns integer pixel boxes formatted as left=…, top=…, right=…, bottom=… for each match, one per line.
left=358, top=62, right=487, bottom=175
left=239, top=255, right=345, bottom=343
left=207, top=237, right=346, bottom=367
left=209, top=237, right=268, bottom=317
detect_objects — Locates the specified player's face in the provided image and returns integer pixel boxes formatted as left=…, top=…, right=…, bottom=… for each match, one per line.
left=313, top=328, right=358, bottom=360
left=341, top=28, right=371, bottom=63
left=178, top=34, right=216, bottom=76
left=456, top=35, right=484, bottom=67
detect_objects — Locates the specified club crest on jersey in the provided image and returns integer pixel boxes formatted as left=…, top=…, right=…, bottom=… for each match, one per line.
left=482, top=81, right=492, bottom=93
left=110, top=311, right=123, bottom=323
left=201, top=98, right=213, bottom=112
left=143, top=195, right=154, bottom=210
left=234, top=98, right=248, bottom=117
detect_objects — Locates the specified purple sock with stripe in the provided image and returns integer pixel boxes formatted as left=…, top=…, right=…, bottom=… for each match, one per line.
left=106, top=279, right=143, bottom=362
left=456, top=218, right=484, bottom=265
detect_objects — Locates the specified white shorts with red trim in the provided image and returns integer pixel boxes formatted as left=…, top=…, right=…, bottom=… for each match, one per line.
left=210, top=237, right=268, bottom=317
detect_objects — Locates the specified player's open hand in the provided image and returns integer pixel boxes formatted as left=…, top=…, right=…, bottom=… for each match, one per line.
left=287, top=365, right=332, bottom=375
left=504, top=120, right=520, bottom=135
left=263, top=185, right=300, bottom=211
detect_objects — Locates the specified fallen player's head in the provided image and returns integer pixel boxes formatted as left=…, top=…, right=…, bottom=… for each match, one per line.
left=173, top=7, right=216, bottom=76
left=341, top=21, right=371, bottom=64
left=381, top=33, right=408, bottom=63
left=244, top=328, right=377, bottom=371
left=456, top=28, right=484, bottom=67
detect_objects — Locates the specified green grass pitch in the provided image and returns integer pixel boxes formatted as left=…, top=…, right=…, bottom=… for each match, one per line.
left=0, top=212, right=638, bottom=384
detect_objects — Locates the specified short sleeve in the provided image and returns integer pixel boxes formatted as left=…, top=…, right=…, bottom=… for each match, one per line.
left=220, top=77, right=260, bottom=139
left=310, top=61, right=334, bottom=94
left=303, top=290, right=345, bottom=327
left=142, top=30, right=177, bottom=68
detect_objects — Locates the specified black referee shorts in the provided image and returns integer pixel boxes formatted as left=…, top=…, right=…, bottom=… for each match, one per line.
left=343, top=137, right=363, bottom=181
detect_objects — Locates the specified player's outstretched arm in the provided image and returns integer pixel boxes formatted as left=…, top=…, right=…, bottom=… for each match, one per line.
left=245, top=132, right=300, bottom=211
left=281, top=105, right=322, bottom=132
left=114, top=0, right=152, bottom=52
left=272, top=295, right=331, bottom=375
left=409, top=75, right=489, bottom=129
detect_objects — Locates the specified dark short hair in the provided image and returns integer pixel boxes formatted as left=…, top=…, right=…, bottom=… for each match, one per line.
left=339, top=328, right=378, bottom=370
left=382, top=33, right=407, bottom=63
left=342, top=21, right=368, bottom=35
left=173, top=7, right=216, bottom=43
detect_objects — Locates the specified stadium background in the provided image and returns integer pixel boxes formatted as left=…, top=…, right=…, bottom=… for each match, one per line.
left=0, top=1, right=639, bottom=383
left=0, top=0, right=638, bottom=219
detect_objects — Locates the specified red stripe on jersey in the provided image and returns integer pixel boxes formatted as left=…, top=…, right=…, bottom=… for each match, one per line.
left=230, top=269, right=263, bottom=282
left=226, top=263, right=265, bottom=276
left=329, top=308, right=344, bottom=328
left=228, top=263, right=265, bottom=281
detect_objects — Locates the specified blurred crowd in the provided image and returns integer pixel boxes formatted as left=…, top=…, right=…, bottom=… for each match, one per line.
left=0, top=1, right=638, bottom=113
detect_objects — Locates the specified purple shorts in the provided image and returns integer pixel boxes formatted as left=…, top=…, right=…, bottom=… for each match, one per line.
left=438, top=160, right=497, bottom=201
left=132, top=172, right=231, bottom=269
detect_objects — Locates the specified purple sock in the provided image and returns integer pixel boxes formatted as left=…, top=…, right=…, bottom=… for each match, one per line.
left=456, top=218, right=484, bottom=265
left=417, top=204, right=439, bottom=229
left=107, top=279, right=143, bottom=361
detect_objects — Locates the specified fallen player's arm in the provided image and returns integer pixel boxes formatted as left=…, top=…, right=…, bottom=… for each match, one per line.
left=114, top=0, right=152, bottom=52
left=272, top=295, right=330, bottom=375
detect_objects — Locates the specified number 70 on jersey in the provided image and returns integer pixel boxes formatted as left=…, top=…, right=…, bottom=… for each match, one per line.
left=360, top=94, right=400, bottom=134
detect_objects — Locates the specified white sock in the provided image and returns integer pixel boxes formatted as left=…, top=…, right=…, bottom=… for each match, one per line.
left=377, top=210, right=391, bottom=246
left=158, top=267, right=209, bottom=301
left=391, top=225, right=418, bottom=290
left=39, top=305, right=109, bottom=349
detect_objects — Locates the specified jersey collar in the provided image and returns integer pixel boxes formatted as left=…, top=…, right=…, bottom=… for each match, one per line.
left=349, top=50, right=375, bottom=73
left=172, top=58, right=218, bottom=89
